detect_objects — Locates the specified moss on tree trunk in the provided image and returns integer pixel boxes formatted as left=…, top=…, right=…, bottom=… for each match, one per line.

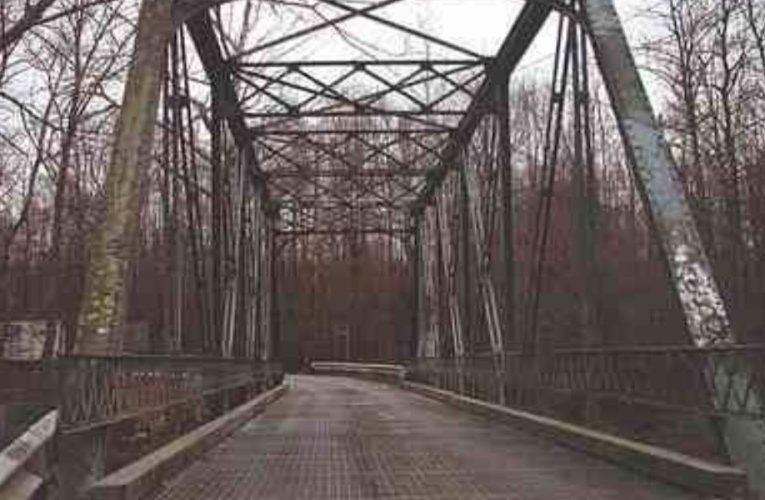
left=76, top=0, right=173, bottom=350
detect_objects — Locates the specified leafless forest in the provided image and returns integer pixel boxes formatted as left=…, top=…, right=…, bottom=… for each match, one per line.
left=1, top=0, right=765, bottom=364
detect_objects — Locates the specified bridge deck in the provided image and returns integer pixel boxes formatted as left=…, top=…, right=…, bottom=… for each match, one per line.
left=154, top=375, right=696, bottom=499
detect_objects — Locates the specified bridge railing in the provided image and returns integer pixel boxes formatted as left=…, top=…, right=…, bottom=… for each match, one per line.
left=0, top=410, right=57, bottom=499
left=310, top=361, right=406, bottom=382
left=49, top=356, right=282, bottom=433
left=0, top=359, right=45, bottom=408
left=408, top=344, right=765, bottom=419
left=1, top=356, right=283, bottom=496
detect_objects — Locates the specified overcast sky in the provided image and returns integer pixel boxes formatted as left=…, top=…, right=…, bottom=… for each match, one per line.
left=412, top=0, right=653, bottom=55
left=236, top=0, right=667, bottom=102
left=226, top=0, right=668, bottom=116
left=387, top=0, right=663, bottom=87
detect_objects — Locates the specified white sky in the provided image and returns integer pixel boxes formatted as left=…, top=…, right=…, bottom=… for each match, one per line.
left=230, top=0, right=667, bottom=109
left=243, top=0, right=658, bottom=58
left=417, top=0, right=655, bottom=55
left=400, top=0, right=664, bottom=97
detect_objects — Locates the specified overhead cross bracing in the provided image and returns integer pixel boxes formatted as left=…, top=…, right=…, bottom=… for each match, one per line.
left=56, top=0, right=765, bottom=495
left=182, top=0, right=546, bottom=238
left=190, top=0, right=763, bottom=491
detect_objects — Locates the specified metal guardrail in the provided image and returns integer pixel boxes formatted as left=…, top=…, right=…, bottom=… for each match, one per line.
left=1, top=357, right=283, bottom=432
left=49, top=356, right=282, bottom=433
left=0, top=359, right=45, bottom=405
left=310, top=361, right=406, bottom=380
left=408, top=345, right=765, bottom=419
left=1, top=356, right=283, bottom=497
left=0, top=410, right=57, bottom=499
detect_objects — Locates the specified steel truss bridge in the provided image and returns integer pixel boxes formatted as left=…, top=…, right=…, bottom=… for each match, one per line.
left=3, top=0, right=765, bottom=498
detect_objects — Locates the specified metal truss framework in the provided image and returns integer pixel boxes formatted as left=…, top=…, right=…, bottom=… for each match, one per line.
left=75, top=0, right=765, bottom=490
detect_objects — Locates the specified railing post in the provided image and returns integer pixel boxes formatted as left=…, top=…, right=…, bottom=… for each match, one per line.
left=410, top=217, right=424, bottom=359
left=582, top=0, right=765, bottom=491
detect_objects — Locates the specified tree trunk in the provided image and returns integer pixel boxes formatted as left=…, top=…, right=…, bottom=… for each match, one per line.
left=76, top=0, right=173, bottom=349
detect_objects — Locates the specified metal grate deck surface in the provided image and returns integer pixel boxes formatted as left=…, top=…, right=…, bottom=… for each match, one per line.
left=153, top=375, right=699, bottom=499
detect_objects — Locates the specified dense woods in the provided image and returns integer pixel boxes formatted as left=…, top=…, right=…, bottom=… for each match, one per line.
left=1, top=0, right=765, bottom=361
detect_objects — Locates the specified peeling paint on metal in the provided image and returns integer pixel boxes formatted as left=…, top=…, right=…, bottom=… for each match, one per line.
left=623, top=114, right=732, bottom=347
left=584, top=0, right=765, bottom=492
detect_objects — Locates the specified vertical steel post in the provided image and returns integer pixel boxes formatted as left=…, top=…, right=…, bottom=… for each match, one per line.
left=245, top=195, right=259, bottom=358
left=434, top=206, right=448, bottom=357
left=458, top=161, right=473, bottom=354
left=436, top=194, right=465, bottom=358
left=461, top=138, right=505, bottom=402
left=496, top=79, right=512, bottom=404
left=418, top=220, right=435, bottom=357
left=411, top=219, right=423, bottom=359
left=210, top=77, right=224, bottom=354
left=496, top=76, right=514, bottom=350
left=583, top=0, right=765, bottom=490
left=76, top=0, right=173, bottom=349
left=570, top=3, right=600, bottom=347
left=268, top=221, right=279, bottom=362
left=258, top=210, right=270, bottom=361
left=460, top=148, right=504, bottom=356
left=254, top=195, right=265, bottom=359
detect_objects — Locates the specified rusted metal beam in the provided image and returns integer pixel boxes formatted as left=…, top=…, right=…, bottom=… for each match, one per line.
left=237, top=59, right=484, bottom=68
left=186, top=12, right=281, bottom=360
left=319, top=0, right=482, bottom=59
left=245, top=110, right=466, bottom=119
left=270, top=192, right=414, bottom=207
left=410, top=2, right=552, bottom=216
left=582, top=0, right=765, bottom=492
left=267, top=168, right=433, bottom=179
left=186, top=12, right=266, bottom=194
left=497, top=78, right=515, bottom=350
left=411, top=217, right=425, bottom=358
left=254, top=142, right=374, bottom=210
left=254, top=128, right=451, bottom=136
left=236, top=61, right=478, bottom=131
left=275, top=228, right=412, bottom=236
left=174, top=0, right=403, bottom=38
left=436, top=193, right=464, bottom=358
left=460, top=148, right=503, bottom=356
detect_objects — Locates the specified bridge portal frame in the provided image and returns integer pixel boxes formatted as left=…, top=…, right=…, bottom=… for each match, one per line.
left=73, top=0, right=765, bottom=491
